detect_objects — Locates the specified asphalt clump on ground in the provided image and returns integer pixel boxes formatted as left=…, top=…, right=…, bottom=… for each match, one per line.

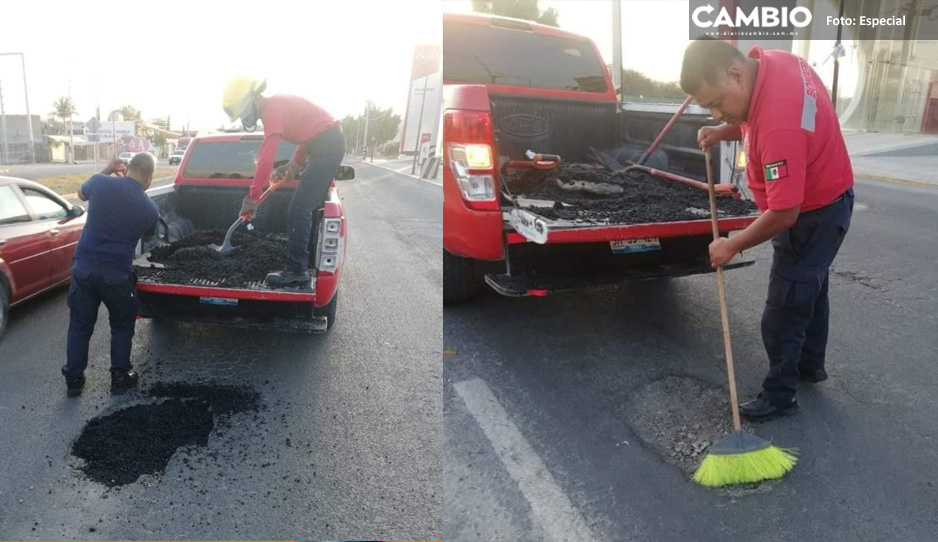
left=70, top=383, right=260, bottom=487
left=504, top=162, right=758, bottom=224
left=137, top=230, right=311, bottom=287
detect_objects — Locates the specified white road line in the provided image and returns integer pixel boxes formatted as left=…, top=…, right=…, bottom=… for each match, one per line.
left=453, top=378, right=600, bottom=542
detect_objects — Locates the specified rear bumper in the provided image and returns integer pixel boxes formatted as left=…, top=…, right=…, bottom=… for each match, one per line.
left=136, top=283, right=327, bottom=333
left=485, top=256, right=755, bottom=297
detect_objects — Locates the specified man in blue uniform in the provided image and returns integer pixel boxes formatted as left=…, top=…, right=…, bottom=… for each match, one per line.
left=62, top=154, right=159, bottom=397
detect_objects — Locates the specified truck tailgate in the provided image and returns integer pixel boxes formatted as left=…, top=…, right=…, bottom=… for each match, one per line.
left=506, top=211, right=758, bottom=245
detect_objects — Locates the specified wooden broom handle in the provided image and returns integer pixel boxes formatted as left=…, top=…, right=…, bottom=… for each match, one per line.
left=705, top=152, right=742, bottom=431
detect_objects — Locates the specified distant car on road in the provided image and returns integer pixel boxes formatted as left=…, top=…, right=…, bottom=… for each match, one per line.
left=169, top=149, right=185, bottom=165
left=0, top=177, right=87, bottom=339
left=118, top=152, right=135, bottom=165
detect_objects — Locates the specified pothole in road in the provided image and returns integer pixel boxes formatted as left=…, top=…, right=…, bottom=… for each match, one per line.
left=70, top=383, right=259, bottom=487
left=621, top=375, right=780, bottom=495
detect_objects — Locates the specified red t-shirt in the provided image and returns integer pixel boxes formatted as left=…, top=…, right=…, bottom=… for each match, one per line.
left=741, top=47, right=853, bottom=213
left=250, top=95, right=339, bottom=199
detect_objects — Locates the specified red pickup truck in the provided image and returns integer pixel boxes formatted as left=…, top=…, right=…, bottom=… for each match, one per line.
left=134, top=132, right=352, bottom=332
left=442, top=12, right=757, bottom=303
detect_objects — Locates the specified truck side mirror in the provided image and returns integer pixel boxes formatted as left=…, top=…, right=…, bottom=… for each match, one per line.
left=335, top=165, right=355, bottom=181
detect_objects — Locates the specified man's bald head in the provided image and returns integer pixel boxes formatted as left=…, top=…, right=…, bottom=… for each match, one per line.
left=127, top=152, right=155, bottom=188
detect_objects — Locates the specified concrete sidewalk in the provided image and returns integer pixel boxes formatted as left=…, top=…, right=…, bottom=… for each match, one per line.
left=845, top=131, right=938, bottom=188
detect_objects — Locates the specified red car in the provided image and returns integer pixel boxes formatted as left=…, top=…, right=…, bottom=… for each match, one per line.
left=0, top=177, right=87, bottom=338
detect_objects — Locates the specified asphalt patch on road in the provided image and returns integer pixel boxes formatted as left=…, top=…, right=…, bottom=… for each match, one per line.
left=504, top=162, right=758, bottom=224
left=71, top=383, right=260, bottom=487
left=622, top=375, right=779, bottom=495
left=137, top=230, right=314, bottom=288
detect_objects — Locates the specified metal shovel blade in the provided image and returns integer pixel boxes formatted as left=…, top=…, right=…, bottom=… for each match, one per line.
left=211, top=217, right=242, bottom=254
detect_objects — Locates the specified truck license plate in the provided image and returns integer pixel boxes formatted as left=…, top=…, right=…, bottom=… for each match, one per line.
left=610, top=238, right=661, bottom=254
left=199, top=297, right=238, bottom=306
left=509, top=208, right=549, bottom=244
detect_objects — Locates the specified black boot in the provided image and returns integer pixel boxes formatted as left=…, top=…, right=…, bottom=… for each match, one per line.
left=739, top=393, right=798, bottom=422
left=266, top=269, right=310, bottom=288
left=799, top=367, right=828, bottom=383
left=66, top=375, right=85, bottom=397
left=110, top=369, right=139, bottom=395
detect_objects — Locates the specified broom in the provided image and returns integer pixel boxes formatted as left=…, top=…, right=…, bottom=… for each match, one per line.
left=692, top=152, right=798, bottom=487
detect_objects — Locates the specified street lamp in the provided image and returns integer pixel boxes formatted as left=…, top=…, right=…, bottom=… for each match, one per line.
left=0, top=52, right=35, bottom=162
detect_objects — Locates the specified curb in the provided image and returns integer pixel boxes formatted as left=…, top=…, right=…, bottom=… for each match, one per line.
left=853, top=170, right=938, bottom=190
left=64, top=175, right=176, bottom=203
left=364, top=160, right=442, bottom=187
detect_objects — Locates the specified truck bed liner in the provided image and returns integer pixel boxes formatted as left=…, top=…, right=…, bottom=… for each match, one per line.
left=136, top=230, right=314, bottom=290
left=503, top=162, right=757, bottom=225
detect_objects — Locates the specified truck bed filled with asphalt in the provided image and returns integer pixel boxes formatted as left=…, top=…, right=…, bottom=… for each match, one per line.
left=137, top=230, right=313, bottom=289
left=503, top=163, right=758, bottom=224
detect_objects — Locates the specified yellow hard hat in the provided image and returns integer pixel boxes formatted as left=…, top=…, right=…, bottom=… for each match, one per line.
left=222, top=76, right=267, bottom=122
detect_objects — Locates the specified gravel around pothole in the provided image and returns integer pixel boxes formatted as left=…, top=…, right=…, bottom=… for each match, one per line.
left=622, top=375, right=783, bottom=495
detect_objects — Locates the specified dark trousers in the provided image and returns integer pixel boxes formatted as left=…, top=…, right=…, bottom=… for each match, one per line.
left=62, top=263, right=139, bottom=379
left=761, top=188, right=854, bottom=404
left=285, top=125, right=346, bottom=274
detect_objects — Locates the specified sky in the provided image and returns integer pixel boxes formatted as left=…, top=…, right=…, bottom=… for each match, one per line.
left=0, top=0, right=442, bottom=131
left=444, top=0, right=693, bottom=83
left=442, top=0, right=859, bottom=97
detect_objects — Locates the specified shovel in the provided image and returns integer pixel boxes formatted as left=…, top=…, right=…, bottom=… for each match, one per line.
left=211, top=171, right=292, bottom=254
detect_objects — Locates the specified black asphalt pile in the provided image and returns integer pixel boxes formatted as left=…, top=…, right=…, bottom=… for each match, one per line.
left=71, top=383, right=260, bottom=487
left=137, top=230, right=310, bottom=287
left=504, top=162, right=757, bottom=224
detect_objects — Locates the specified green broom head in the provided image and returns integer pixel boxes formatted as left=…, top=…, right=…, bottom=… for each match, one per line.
left=693, top=430, right=797, bottom=487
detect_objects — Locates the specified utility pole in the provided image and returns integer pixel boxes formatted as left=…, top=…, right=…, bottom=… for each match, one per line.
left=831, top=0, right=846, bottom=110
left=0, top=80, right=8, bottom=164
left=1, top=53, right=35, bottom=162
left=612, top=0, right=622, bottom=99
left=362, top=100, right=372, bottom=158
left=67, top=75, right=75, bottom=164
left=411, top=75, right=429, bottom=175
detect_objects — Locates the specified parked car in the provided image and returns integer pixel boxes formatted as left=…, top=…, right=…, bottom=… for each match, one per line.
left=0, top=177, right=87, bottom=339
left=168, top=149, right=185, bottom=165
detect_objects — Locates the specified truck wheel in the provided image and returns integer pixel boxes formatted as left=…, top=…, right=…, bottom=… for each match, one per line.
left=0, top=281, right=9, bottom=341
left=444, top=250, right=477, bottom=305
left=315, top=291, right=338, bottom=331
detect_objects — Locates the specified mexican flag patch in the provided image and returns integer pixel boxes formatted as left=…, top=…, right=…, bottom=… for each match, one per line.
left=764, top=160, right=788, bottom=181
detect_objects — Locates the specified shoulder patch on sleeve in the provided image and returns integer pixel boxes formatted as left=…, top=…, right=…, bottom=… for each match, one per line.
left=764, top=160, right=789, bottom=181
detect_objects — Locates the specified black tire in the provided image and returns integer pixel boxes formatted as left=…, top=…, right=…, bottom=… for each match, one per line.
left=0, top=279, right=9, bottom=341
left=315, top=291, right=338, bottom=331
left=443, top=250, right=477, bottom=305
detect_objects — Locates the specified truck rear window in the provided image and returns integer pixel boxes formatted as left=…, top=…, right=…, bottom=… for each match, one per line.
left=443, top=21, right=608, bottom=93
left=182, top=140, right=297, bottom=179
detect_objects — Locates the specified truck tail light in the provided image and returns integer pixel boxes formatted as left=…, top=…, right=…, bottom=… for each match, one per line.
left=444, top=111, right=500, bottom=212
left=317, top=218, right=342, bottom=274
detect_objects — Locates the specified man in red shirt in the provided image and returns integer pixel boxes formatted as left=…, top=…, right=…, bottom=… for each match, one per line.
left=222, top=77, right=346, bottom=287
left=680, top=37, right=855, bottom=420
